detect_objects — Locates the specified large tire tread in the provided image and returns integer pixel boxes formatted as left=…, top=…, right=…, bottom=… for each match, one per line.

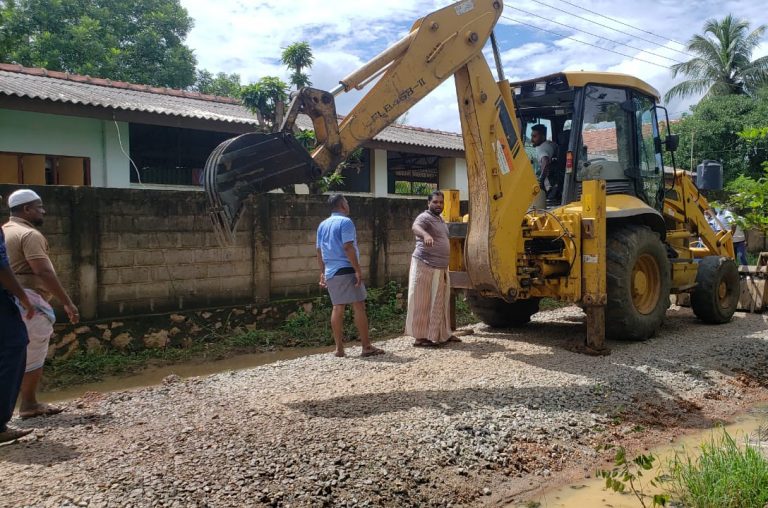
left=691, top=256, right=739, bottom=324
left=605, top=225, right=671, bottom=341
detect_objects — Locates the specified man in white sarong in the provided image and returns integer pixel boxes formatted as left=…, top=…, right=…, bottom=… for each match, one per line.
left=405, top=191, right=460, bottom=347
left=3, top=189, right=79, bottom=419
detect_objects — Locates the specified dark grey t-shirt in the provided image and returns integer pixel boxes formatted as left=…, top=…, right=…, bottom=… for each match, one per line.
left=412, top=210, right=450, bottom=269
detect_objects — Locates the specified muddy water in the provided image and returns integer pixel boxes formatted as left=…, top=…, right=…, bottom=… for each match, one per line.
left=39, top=345, right=335, bottom=403
left=529, top=405, right=768, bottom=507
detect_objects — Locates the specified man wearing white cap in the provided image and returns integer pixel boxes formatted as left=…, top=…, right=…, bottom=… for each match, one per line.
left=3, top=189, right=79, bottom=419
left=0, top=217, right=35, bottom=442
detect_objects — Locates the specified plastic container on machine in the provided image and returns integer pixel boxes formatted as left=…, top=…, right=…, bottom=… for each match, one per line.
left=696, top=160, right=723, bottom=190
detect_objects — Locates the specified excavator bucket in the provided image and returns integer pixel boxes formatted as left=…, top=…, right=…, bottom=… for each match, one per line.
left=203, top=131, right=322, bottom=244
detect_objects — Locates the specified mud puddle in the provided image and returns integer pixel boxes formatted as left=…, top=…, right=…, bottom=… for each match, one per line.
left=526, top=405, right=768, bottom=507
left=38, top=344, right=335, bottom=403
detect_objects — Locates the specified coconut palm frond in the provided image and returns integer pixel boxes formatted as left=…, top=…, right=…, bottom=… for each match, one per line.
left=664, top=79, right=713, bottom=103
left=666, top=15, right=768, bottom=101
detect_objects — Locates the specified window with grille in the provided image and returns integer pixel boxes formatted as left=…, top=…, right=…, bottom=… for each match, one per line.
left=387, top=152, right=439, bottom=195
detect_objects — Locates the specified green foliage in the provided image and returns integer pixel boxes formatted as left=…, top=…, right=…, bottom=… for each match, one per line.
left=664, top=15, right=768, bottom=102
left=314, top=172, right=346, bottom=194
left=666, top=93, right=768, bottom=182
left=721, top=125, right=768, bottom=231
left=281, top=41, right=313, bottom=89
left=281, top=281, right=411, bottom=342
left=193, top=70, right=242, bottom=98
left=0, top=0, right=197, bottom=88
left=240, top=76, right=289, bottom=129
left=596, top=444, right=669, bottom=508
left=663, top=427, right=768, bottom=508
left=293, top=131, right=367, bottom=194
left=725, top=167, right=768, bottom=231
left=294, top=129, right=317, bottom=150
left=394, top=181, right=437, bottom=196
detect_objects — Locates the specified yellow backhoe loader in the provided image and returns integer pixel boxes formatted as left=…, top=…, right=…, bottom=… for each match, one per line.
left=203, top=0, right=739, bottom=352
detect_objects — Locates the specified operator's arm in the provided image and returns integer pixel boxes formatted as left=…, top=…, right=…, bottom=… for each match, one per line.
left=339, top=219, right=363, bottom=287
left=412, top=214, right=434, bottom=247
left=539, top=156, right=552, bottom=180
left=27, top=257, right=78, bottom=324
left=412, top=223, right=434, bottom=247
left=0, top=265, right=34, bottom=319
left=342, top=242, right=363, bottom=287
left=316, top=248, right=327, bottom=288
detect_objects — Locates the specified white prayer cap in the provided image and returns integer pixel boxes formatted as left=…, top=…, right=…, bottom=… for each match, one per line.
left=8, top=189, right=42, bottom=208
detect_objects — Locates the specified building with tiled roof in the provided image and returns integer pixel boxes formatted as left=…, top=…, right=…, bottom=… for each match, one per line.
left=0, top=63, right=469, bottom=198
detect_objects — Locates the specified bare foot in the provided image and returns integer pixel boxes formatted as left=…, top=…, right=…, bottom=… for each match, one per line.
left=334, top=350, right=346, bottom=357
left=19, top=403, right=63, bottom=419
left=361, top=346, right=384, bottom=357
left=447, top=335, right=462, bottom=343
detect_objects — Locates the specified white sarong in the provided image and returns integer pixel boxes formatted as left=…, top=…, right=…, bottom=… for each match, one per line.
left=18, top=289, right=55, bottom=372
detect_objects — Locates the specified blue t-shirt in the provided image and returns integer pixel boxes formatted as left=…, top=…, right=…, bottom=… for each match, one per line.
left=316, top=213, right=359, bottom=279
left=0, top=229, right=28, bottom=348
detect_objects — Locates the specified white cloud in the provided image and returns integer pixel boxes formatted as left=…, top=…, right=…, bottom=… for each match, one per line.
left=181, top=0, right=768, bottom=132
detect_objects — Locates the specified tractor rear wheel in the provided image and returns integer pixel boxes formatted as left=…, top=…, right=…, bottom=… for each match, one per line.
left=466, top=292, right=541, bottom=328
left=691, top=256, right=739, bottom=324
left=606, top=225, right=671, bottom=341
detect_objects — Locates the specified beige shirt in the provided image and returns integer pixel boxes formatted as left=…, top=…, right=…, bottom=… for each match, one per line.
left=2, top=216, right=52, bottom=300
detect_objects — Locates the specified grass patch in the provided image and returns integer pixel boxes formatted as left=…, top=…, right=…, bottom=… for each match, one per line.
left=663, top=427, right=768, bottom=508
left=539, top=297, right=572, bottom=310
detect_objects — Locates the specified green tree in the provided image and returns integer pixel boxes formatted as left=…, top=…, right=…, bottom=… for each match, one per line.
left=0, top=0, right=197, bottom=88
left=240, top=76, right=289, bottom=130
left=193, top=70, right=242, bottom=98
left=724, top=127, right=768, bottom=232
left=664, top=15, right=768, bottom=103
left=666, top=92, right=768, bottom=182
left=281, top=41, right=314, bottom=89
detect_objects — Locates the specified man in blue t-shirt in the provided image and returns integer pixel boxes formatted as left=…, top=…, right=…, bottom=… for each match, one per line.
left=0, top=228, right=35, bottom=443
left=316, top=194, right=383, bottom=358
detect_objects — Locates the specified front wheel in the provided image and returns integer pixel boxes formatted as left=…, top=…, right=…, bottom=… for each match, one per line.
left=605, top=225, right=671, bottom=341
left=691, top=256, right=739, bottom=324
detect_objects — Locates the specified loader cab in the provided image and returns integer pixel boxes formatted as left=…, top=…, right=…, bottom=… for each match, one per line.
left=512, top=72, right=666, bottom=210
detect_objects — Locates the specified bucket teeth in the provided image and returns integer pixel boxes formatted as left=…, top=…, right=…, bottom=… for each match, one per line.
left=203, top=132, right=321, bottom=245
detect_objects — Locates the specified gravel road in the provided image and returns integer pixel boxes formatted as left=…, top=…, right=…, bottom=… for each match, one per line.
left=1, top=305, right=767, bottom=507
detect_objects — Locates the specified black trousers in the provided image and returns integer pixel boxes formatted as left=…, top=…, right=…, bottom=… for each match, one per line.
left=0, top=343, right=26, bottom=431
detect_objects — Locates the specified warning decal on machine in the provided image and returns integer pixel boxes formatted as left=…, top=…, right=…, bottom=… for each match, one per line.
left=455, top=0, right=475, bottom=15
left=495, top=140, right=511, bottom=175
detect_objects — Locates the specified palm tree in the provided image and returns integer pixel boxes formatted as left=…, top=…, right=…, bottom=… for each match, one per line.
left=664, top=15, right=768, bottom=103
left=281, top=41, right=314, bottom=89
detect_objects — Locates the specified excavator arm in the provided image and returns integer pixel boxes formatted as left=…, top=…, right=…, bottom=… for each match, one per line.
left=204, top=0, right=540, bottom=298
left=663, top=171, right=735, bottom=258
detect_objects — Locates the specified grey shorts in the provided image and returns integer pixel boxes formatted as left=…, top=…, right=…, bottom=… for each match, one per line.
left=326, top=273, right=367, bottom=305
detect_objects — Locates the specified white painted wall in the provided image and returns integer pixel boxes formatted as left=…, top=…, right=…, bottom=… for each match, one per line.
left=438, top=157, right=468, bottom=200
left=370, top=149, right=389, bottom=197
left=0, top=109, right=130, bottom=187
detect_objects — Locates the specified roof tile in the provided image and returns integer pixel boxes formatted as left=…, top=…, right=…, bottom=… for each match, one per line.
left=0, top=63, right=465, bottom=153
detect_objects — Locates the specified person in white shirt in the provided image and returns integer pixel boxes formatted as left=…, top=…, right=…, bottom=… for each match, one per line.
left=531, top=124, right=559, bottom=200
left=707, top=207, right=748, bottom=265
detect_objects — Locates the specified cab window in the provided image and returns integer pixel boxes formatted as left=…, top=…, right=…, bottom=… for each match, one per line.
left=577, top=86, right=632, bottom=181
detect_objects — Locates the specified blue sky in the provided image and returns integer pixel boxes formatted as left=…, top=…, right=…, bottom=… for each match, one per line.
left=180, top=0, right=768, bottom=133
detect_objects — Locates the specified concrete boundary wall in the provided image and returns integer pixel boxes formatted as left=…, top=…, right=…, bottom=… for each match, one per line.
left=0, top=185, right=426, bottom=320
